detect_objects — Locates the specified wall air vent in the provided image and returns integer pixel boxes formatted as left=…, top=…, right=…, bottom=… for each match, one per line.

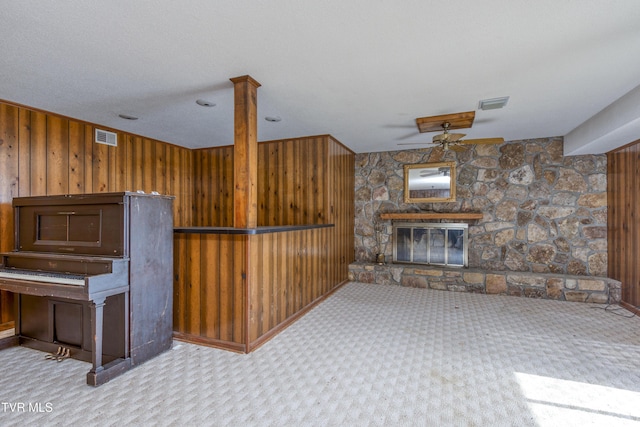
left=95, top=129, right=117, bottom=147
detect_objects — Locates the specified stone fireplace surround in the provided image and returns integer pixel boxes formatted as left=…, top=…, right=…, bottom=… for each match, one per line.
left=349, top=209, right=620, bottom=304
left=353, top=137, right=614, bottom=303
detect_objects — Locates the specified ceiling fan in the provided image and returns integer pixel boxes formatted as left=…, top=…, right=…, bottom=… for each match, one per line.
left=399, top=111, right=504, bottom=151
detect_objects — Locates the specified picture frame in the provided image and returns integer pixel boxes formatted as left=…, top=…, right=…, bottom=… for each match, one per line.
left=403, top=161, right=456, bottom=203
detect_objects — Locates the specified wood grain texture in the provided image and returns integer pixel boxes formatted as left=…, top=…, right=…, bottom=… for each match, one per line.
left=0, top=101, right=355, bottom=345
left=173, top=233, right=247, bottom=350
left=231, top=76, right=260, bottom=229
left=0, top=100, right=194, bottom=323
left=193, top=146, right=234, bottom=227
left=326, top=136, right=355, bottom=290
left=0, top=100, right=193, bottom=225
left=173, top=227, right=335, bottom=352
left=416, top=111, right=475, bottom=133
left=176, top=136, right=354, bottom=352
left=68, top=121, right=86, bottom=194
left=195, top=135, right=335, bottom=227
left=247, top=228, right=330, bottom=343
left=608, top=140, right=640, bottom=309
left=0, top=104, right=18, bottom=323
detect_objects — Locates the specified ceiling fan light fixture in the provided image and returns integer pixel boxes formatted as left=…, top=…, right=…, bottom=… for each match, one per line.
left=478, top=96, right=509, bottom=111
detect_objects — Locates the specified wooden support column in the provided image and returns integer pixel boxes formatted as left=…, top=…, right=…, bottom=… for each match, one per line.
left=230, top=75, right=261, bottom=229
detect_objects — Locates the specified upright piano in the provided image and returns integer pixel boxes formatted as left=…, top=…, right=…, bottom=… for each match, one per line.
left=0, top=192, right=174, bottom=386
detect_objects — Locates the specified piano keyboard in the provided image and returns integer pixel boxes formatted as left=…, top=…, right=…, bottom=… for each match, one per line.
left=0, top=268, right=85, bottom=286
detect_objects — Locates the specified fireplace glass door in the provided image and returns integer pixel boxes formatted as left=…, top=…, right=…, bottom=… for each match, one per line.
left=393, top=223, right=468, bottom=267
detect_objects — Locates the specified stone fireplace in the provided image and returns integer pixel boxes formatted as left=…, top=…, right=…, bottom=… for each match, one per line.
left=393, top=223, right=468, bottom=267
left=350, top=137, right=618, bottom=304
left=354, top=138, right=608, bottom=276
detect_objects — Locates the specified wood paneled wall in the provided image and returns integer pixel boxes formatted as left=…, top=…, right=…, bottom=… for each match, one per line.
left=0, top=101, right=194, bottom=323
left=176, top=135, right=354, bottom=352
left=173, top=227, right=334, bottom=352
left=0, top=101, right=356, bottom=338
left=193, top=135, right=335, bottom=227
left=257, top=137, right=328, bottom=226
left=193, top=146, right=234, bottom=227
left=248, top=227, right=331, bottom=348
left=173, top=233, right=247, bottom=351
left=326, top=136, right=355, bottom=288
left=608, top=140, right=640, bottom=312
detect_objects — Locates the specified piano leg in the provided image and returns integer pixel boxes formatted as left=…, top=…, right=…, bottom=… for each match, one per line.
left=123, top=291, right=130, bottom=358
left=14, top=293, right=20, bottom=336
left=89, top=297, right=106, bottom=374
left=86, top=294, right=132, bottom=386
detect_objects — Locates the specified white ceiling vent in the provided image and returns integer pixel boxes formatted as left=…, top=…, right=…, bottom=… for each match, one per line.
left=478, top=96, right=510, bottom=111
left=95, top=129, right=117, bottom=147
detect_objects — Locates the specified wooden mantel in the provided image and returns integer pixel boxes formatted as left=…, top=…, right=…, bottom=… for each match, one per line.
left=379, top=212, right=483, bottom=220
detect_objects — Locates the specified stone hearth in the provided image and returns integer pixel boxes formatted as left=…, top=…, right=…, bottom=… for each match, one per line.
left=349, top=262, right=621, bottom=304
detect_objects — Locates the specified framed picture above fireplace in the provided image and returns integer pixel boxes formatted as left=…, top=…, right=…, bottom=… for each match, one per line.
left=403, top=161, right=456, bottom=203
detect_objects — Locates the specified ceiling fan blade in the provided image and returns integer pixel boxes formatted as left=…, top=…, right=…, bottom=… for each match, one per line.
left=449, top=144, right=468, bottom=152
left=447, top=133, right=466, bottom=142
left=458, top=137, right=504, bottom=145
left=433, top=132, right=465, bottom=143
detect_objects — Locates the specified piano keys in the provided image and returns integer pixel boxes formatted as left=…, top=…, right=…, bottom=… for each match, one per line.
left=0, top=268, right=86, bottom=286
left=0, top=192, right=174, bottom=386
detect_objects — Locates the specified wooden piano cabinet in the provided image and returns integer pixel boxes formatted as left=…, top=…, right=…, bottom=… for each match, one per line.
left=18, top=294, right=125, bottom=364
left=0, top=192, right=175, bottom=386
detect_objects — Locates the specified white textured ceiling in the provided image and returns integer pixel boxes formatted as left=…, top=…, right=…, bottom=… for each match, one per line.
left=2, top=1, right=640, bottom=154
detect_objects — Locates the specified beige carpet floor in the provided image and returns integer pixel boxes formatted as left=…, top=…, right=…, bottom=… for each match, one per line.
left=1, top=282, right=639, bottom=427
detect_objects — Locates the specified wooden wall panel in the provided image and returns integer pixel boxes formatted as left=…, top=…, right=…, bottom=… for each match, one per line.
left=0, top=100, right=355, bottom=346
left=30, top=112, right=48, bottom=196
left=0, top=104, right=18, bottom=250
left=247, top=227, right=330, bottom=347
left=194, top=136, right=332, bottom=227
left=193, top=146, right=234, bottom=227
left=608, top=140, right=640, bottom=311
left=0, top=100, right=193, bottom=224
left=175, top=227, right=333, bottom=351
left=17, top=109, right=32, bottom=196
left=0, top=100, right=195, bottom=323
left=0, top=104, right=18, bottom=323
left=173, top=233, right=246, bottom=351
left=178, top=135, right=354, bottom=353
left=46, top=116, right=70, bottom=195
left=68, top=121, right=86, bottom=194
left=327, top=137, right=355, bottom=288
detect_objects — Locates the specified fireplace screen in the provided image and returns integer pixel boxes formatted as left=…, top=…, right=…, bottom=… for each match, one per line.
left=393, top=223, right=468, bottom=267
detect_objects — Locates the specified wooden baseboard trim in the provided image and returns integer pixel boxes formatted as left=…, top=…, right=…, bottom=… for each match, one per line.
left=172, top=280, right=350, bottom=354
left=172, top=332, right=247, bottom=353
left=620, top=301, right=640, bottom=316
left=0, top=335, right=19, bottom=350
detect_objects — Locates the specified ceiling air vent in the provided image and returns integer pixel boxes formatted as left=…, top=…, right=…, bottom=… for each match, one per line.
left=95, top=129, right=117, bottom=147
